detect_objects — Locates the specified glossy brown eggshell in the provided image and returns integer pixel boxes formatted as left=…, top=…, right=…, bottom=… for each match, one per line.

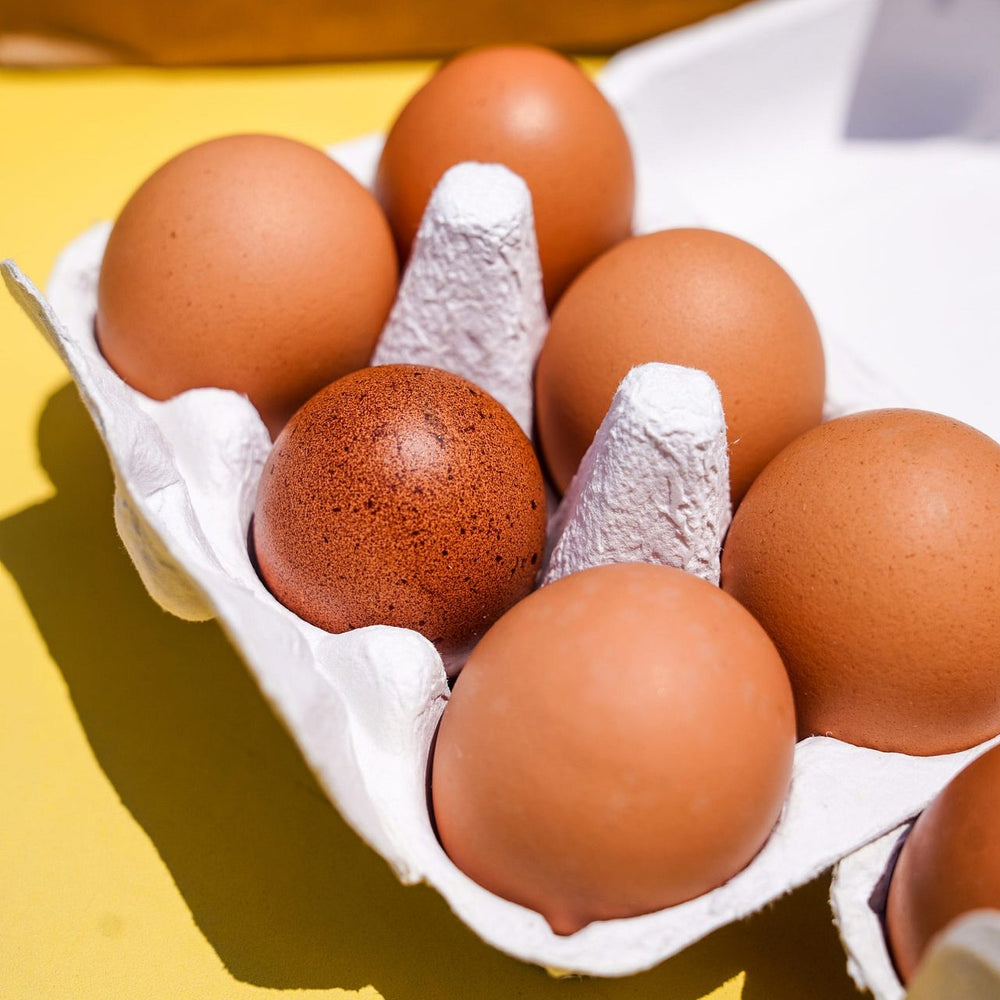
left=252, top=365, right=547, bottom=663
left=374, top=45, right=634, bottom=307
left=886, top=743, right=1000, bottom=983
left=97, top=133, right=399, bottom=438
left=431, top=562, right=796, bottom=935
left=534, top=228, right=825, bottom=503
left=722, top=408, right=1000, bottom=755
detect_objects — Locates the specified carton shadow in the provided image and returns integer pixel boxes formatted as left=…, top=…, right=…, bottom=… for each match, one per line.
left=0, top=382, right=860, bottom=999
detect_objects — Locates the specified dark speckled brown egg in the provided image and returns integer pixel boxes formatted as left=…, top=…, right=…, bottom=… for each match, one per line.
left=252, top=364, right=547, bottom=672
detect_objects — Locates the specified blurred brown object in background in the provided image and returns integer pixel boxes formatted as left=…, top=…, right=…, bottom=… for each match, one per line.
left=0, top=0, right=745, bottom=66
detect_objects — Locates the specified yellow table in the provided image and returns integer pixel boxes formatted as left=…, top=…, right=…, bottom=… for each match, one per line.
left=1, top=62, right=863, bottom=999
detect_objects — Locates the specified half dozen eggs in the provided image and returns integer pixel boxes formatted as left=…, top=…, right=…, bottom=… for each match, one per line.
left=91, top=47, right=1000, bottom=982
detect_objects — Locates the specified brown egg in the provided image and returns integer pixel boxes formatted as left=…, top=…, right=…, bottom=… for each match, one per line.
left=534, top=228, right=825, bottom=502
left=431, top=563, right=796, bottom=934
left=97, top=133, right=399, bottom=437
left=721, top=408, right=1000, bottom=755
left=252, top=365, right=547, bottom=667
left=374, top=45, right=634, bottom=306
left=886, top=744, right=1000, bottom=983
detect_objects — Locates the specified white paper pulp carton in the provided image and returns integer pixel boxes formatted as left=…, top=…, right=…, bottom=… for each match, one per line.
left=5, top=0, right=1000, bottom=978
left=832, top=826, right=1000, bottom=1000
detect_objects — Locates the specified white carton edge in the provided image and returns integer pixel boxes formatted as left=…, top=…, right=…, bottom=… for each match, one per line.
left=832, top=825, right=911, bottom=999
left=832, top=812, right=1000, bottom=1000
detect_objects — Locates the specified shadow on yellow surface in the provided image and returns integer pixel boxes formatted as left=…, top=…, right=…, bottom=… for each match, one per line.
left=0, top=382, right=863, bottom=1000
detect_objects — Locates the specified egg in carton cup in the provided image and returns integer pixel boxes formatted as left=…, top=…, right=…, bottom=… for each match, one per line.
left=6, top=0, right=1000, bottom=977
left=831, top=755, right=1000, bottom=1000
left=2, top=149, right=747, bottom=974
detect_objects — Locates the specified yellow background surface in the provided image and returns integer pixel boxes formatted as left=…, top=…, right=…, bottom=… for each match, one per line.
left=1, top=62, right=863, bottom=999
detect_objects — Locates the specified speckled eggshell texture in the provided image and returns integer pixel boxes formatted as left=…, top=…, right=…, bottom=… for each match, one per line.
left=534, top=228, right=825, bottom=503
left=431, top=563, right=796, bottom=935
left=252, top=365, right=547, bottom=671
left=97, top=133, right=399, bottom=438
left=886, top=744, right=1000, bottom=983
left=374, top=45, right=634, bottom=307
left=721, top=408, right=1000, bottom=755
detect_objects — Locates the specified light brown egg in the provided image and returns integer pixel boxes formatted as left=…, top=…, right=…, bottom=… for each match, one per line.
left=97, top=133, right=399, bottom=437
left=431, top=562, right=796, bottom=934
left=721, top=408, right=1000, bottom=755
left=252, top=365, right=547, bottom=667
left=886, top=743, right=1000, bottom=983
left=534, top=228, right=825, bottom=503
left=374, top=45, right=634, bottom=307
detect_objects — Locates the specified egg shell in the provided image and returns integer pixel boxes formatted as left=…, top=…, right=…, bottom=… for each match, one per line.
left=534, top=228, right=826, bottom=502
left=721, top=408, right=1000, bottom=756
left=886, top=744, right=1000, bottom=983
left=374, top=44, right=634, bottom=306
left=431, top=562, right=796, bottom=935
left=97, top=133, right=399, bottom=438
left=252, top=364, right=547, bottom=673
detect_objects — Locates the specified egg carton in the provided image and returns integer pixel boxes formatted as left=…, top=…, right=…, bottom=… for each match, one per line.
left=831, top=827, right=1000, bottom=1000
left=6, top=0, right=1000, bottom=978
